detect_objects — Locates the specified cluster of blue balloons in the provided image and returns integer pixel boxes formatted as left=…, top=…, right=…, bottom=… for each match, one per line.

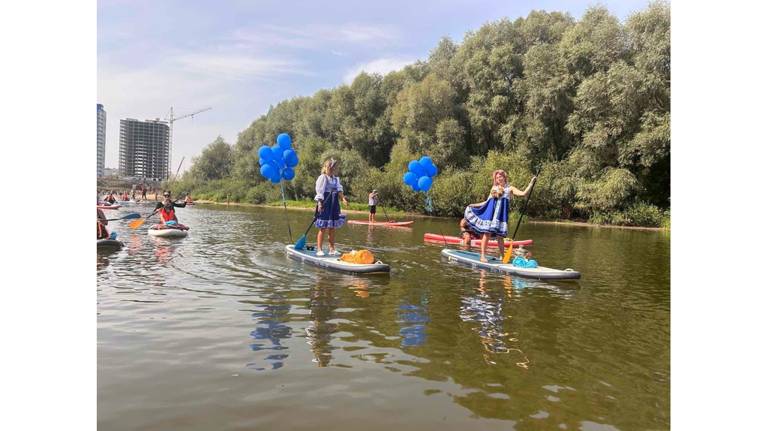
left=258, top=133, right=299, bottom=183
left=403, top=156, right=438, bottom=192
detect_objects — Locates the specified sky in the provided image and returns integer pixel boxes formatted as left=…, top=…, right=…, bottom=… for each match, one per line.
left=98, top=0, right=649, bottom=173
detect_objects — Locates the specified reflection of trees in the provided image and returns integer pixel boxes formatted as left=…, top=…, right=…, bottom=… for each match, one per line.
left=248, top=298, right=292, bottom=371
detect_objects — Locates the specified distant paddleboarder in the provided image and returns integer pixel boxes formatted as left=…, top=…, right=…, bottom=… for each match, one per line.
left=368, top=189, right=379, bottom=223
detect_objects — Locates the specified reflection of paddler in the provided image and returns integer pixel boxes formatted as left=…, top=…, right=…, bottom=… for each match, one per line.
left=306, top=281, right=338, bottom=366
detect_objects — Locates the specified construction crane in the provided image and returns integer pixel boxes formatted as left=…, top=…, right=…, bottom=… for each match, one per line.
left=164, top=106, right=212, bottom=178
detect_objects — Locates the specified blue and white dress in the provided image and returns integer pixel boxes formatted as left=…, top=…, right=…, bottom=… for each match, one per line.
left=314, top=174, right=345, bottom=229
left=464, top=186, right=511, bottom=237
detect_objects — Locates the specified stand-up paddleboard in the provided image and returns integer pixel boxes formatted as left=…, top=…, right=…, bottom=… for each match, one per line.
left=97, top=204, right=121, bottom=210
left=347, top=220, right=414, bottom=227
left=424, top=233, right=533, bottom=248
left=148, top=224, right=189, bottom=238
left=97, top=239, right=123, bottom=251
left=441, top=248, right=580, bottom=280
left=286, top=245, right=390, bottom=274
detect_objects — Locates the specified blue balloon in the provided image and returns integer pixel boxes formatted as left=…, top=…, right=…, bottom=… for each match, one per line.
left=426, top=162, right=437, bottom=177
left=258, top=145, right=272, bottom=160
left=277, top=133, right=292, bottom=150
left=270, top=175, right=281, bottom=184
left=408, top=160, right=425, bottom=177
left=259, top=158, right=267, bottom=166
left=417, top=176, right=432, bottom=191
left=283, top=149, right=299, bottom=167
left=410, top=182, right=420, bottom=192
left=260, top=164, right=277, bottom=179
left=271, top=145, right=284, bottom=161
left=282, top=167, right=295, bottom=180
left=403, top=172, right=418, bottom=186
left=419, top=156, right=433, bottom=169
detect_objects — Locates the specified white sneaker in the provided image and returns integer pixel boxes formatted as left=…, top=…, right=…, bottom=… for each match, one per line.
left=328, top=249, right=340, bottom=256
left=315, top=250, right=325, bottom=257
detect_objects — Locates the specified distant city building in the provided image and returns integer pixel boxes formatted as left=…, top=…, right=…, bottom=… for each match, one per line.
left=119, top=118, right=170, bottom=180
left=97, top=104, right=106, bottom=177
left=103, top=167, right=120, bottom=177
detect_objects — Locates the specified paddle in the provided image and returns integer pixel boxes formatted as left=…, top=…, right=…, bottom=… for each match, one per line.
left=379, top=194, right=392, bottom=223
left=502, top=169, right=540, bottom=264
left=105, top=212, right=140, bottom=222
left=128, top=195, right=185, bottom=229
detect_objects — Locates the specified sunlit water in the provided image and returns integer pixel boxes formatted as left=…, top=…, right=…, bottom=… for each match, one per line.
left=98, top=202, right=669, bottom=430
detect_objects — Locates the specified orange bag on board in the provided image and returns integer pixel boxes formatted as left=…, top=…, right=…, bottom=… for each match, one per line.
left=340, top=249, right=375, bottom=264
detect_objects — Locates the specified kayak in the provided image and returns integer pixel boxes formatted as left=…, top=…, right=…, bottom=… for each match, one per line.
left=285, top=245, right=390, bottom=274
left=97, top=204, right=121, bottom=210
left=441, top=248, right=580, bottom=280
left=148, top=224, right=189, bottom=238
left=424, top=233, right=533, bottom=248
left=97, top=239, right=123, bottom=250
left=347, top=220, right=414, bottom=227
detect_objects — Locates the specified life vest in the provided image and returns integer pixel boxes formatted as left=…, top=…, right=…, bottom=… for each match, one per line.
left=160, top=206, right=176, bottom=221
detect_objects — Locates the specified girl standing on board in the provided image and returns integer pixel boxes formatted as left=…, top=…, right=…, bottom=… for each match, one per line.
left=314, top=158, right=348, bottom=256
left=464, top=170, right=536, bottom=262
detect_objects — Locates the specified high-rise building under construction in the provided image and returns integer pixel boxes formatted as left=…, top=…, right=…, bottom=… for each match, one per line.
left=119, top=118, right=170, bottom=180
left=97, top=104, right=106, bottom=177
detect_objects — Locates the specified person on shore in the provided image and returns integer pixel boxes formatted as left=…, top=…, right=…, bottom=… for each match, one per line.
left=141, top=187, right=147, bottom=200
left=314, top=158, right=348, bottom=256
left=368, top=189, right=379, bottom=223
left=464, top=169, right=536, bottom=262
left=97, top=208, right=110, bottom=239
left=154, top=191, right=188, bottom=228
left=184, top=194, right=194, bottom=205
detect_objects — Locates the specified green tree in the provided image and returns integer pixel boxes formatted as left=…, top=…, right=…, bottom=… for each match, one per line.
left=189, top=136, right=233, bottom=181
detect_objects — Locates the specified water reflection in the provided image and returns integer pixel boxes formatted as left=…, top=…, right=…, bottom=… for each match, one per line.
left=396, top=293, right=429, bottom=347
left=306, top=279, right=338, bottom=367
left=248, top=299, right=292, bottom=371
left=459, top=271, right=529, bottom=368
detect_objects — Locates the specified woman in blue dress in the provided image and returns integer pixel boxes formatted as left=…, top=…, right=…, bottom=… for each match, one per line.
left=314, top=158, right=348, bottom=256
left=464, top=169, right=537, bottom=262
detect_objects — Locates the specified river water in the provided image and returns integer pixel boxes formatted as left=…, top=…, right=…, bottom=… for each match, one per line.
left=97, top=202, right=669, bottom=430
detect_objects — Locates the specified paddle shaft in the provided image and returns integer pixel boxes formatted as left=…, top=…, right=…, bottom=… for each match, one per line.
left=503, top=170, right=539, bottom=263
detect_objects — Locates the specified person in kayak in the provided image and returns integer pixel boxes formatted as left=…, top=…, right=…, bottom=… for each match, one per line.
left=464, top=169, right=536, bottom=262
left=368, top=189, right=379, bottom=223
left=314, top=158, right=348, bottom=256
left=154, top=191, right=188, bottom=228
left=103, top=191, right=117, bottom=204
left=97, top=208, right=110, bottom=239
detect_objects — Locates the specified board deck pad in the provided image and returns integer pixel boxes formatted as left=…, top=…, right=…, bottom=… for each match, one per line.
left=286, top=245, right=390, bottom=274
left=441, top=248, right=580, bottom=280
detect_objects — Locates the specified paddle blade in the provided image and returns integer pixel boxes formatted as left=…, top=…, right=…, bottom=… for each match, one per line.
left=502, top=241, right=515, bottom=264
left=128, top=218, right=146, bottom=229
left=123, top=212, right=141, bottom=220
left=294, top=234, right=307, bottom=250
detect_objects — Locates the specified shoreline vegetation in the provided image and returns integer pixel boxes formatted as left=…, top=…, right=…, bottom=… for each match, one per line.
left=165, top=3, right=670, bottom=230
left=191, top=198, right=669, bottom=231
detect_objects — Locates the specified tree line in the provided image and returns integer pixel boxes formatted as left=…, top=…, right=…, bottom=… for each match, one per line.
left=173, top=2, right=670, bottom=227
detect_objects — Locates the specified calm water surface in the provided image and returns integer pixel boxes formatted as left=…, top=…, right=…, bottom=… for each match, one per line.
left=98, top=203, right=669, bottom=430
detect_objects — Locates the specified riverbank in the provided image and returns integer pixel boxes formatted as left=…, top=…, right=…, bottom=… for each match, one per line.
left=191, top=198, right=669, bottom=231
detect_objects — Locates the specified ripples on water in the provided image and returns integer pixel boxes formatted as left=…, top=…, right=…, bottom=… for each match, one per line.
left=98, top=203, right=669, bottom=430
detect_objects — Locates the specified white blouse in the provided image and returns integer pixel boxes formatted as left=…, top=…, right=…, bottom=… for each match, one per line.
left=314, top=175, right=344, bottom=201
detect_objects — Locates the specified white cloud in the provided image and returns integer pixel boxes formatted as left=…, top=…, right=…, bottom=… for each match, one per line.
left=231, top=23, right=399, bottom=50
left=343, top=57, right=416, bottom=83
left=173, top=52, right=305, bottom=81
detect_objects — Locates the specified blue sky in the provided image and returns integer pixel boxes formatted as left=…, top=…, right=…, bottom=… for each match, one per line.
left=98, top=0, right=649, bottom=172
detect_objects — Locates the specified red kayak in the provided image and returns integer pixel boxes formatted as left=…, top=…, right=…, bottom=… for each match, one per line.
left=423, top=233, right=533, bottom=248
left=347, top=220, right=414, bottom=227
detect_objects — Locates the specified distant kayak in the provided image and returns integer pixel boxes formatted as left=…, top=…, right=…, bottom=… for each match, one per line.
left=424, top=233, right=533, bottom=248
left=97, top=204, right=121, bottom=210
left=441, top=249, right=580, bottom=280
left=347, top=220, right=414, bottom=227
left=148, top=224, right=189, bottom=238
left=286, top=245, right=390, bottom=274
